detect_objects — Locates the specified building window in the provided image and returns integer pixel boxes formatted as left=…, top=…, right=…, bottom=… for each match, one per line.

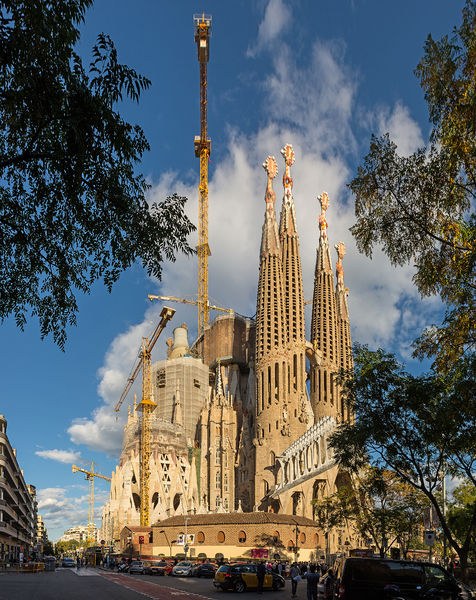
left=263, top=480, right=269, bottom=495
left=238, top=531, right=246, bottom=543
left=270, top=451, right=275, bottom=466
left=157, top=369, right=165, bottom=388
left=313, top=533, right=319, bottom=546
left=287, top=540, right=294, bottom=551
left=217, top=531, right=225, bottom=543
left=299, top=532, right=306, bottom=544
left=194, top=378, right=201, bottom=388
left=224, top=474, right=228, bottom=492
left=215, top=472, right=221, bottom=488
left=216, top=446, right=221, bottom=465
left=197, top=531, right=205, bottom=544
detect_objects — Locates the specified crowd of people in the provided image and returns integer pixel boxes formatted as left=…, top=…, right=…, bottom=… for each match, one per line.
left=256, top=560, right=335, bottom=599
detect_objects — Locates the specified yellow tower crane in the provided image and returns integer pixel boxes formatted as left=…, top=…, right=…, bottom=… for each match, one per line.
left=72, top=461, right=111, bottom=546
left=147, top=294, right=233, bottom=316
left=193, top=13, right=212, bottom=337
left=114, top=306, right=175, bottom=526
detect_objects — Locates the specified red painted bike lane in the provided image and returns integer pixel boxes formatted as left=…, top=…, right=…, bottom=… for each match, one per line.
left=99, top=571, right=213, bottom=600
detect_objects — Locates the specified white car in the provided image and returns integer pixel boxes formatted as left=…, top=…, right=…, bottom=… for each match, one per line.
left=172, top=561, right=193, bottom=577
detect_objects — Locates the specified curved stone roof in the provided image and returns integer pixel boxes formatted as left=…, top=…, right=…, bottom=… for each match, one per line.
left=153, top=512, right=318, bottom=528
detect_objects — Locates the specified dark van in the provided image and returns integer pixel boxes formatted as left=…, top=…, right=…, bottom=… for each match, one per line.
left=331, top=557, right=472, bottom=600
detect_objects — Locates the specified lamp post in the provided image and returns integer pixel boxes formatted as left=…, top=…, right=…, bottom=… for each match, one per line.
left=184, top=517, right=190, bottom=560
left=293, top=525, right=300, bottom=563
left=159, top=530, right=172, bottom=558
left=127, top=535, right=132, bottom=559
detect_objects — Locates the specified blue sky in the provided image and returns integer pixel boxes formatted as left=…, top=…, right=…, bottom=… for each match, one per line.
left=1, top=0, right=465, bottom=542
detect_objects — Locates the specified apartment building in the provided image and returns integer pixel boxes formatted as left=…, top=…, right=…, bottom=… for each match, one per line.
left=0, top=415, right=36, bottom=563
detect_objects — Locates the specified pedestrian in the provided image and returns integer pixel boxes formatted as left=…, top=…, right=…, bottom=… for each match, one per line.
left=278, top=562, right=283, bottom=576
left=257, top=560, right=266, bottom=595
left=76, top=556, right=81, bottom=569
left=290, top=562, right=301, bottom=598
left=302, top=564, right=319, bottom=600
left=322, top=568, right=335, bottom=600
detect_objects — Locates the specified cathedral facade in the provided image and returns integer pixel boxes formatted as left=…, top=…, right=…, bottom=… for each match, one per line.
left=101, top=145, right=355, bottom=557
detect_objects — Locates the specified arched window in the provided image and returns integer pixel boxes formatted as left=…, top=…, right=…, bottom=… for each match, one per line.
left=270, top=451, right=275, bottom=467
left=263, top=480, right=269, bottom=495
left=238, top=531, right=246, bottom=543
left=224, top=474, right=228, bottom=492
left=217, top=531, right=225, bottom=543
left=197, top=531, right=205, bottom=544
left=215, top=471, right=221, bottom=488
left=273, top=531, right=280, bottom=540
left=287, top=540, right=294, bottom=551
left=299, top=532, right=306, bottom=544
left=313, top=533, right=319, bottom=546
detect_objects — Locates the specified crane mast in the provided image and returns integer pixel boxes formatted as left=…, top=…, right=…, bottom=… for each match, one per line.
left=137, top=337, right=155, bottom=526
left=72, top=462, right=111, bottom=546
left=194, top=14, right=212, bottom=337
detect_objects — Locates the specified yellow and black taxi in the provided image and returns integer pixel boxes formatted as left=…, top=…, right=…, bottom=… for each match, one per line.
left=214, top=563, right=286, bottom=592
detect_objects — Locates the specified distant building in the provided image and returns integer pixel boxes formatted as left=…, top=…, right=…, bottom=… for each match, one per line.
left=36, top=515, right=48, bottom=551
left=59, top=524, right=97, bottom=544
left=0, top=415, right=37, bottom=563
left=101, top=146, right=357, bottom=558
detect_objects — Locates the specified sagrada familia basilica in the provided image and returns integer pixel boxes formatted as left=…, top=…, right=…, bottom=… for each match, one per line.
left=101, top=144, right=354, bottom=553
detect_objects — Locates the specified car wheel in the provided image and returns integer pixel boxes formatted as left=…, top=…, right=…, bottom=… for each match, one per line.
left=234, top=580, right=246, bottom=593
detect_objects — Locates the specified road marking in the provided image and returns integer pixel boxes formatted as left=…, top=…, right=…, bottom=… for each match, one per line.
left=98, top=572, right=215, bottom=600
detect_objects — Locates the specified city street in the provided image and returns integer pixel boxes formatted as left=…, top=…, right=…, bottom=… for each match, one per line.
left=0, top=567, right=310, bottom=600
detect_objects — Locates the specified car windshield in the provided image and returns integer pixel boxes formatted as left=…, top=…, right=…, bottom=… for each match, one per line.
left=132, top=561, right=143, bottom=566
left=177, top=561, right=191, bottom=567
left=157, top=562, right=168, bottom=566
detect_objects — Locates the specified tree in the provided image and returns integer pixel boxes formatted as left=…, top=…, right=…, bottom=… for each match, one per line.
left=43, top=540, right=55, bottom=556
left=330, top=345, right=476, bottom=580
left=448, top=480, right=476, bottom=562
left=348, top=1, right=475, bottom=372
left=0, top=0, right=195, bottom=348
left=55, top=539, right=79, bottom=554
left=313, top=467, right=426, bottom=558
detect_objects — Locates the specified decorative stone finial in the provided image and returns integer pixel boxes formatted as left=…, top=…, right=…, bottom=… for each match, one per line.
left=318, top=192, right=329, bottom=239
left=262, top=156, right=278, bottom=206
left=281, top=144, right=295, bottom=202
left=335, top=242, right=345, bottom=287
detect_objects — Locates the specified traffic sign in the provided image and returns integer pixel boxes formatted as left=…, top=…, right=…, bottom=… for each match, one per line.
left=424, top=530, right=435, bottom=546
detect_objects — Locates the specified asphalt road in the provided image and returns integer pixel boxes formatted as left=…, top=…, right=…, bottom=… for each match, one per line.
left=0, top=567, right=309, bottom=600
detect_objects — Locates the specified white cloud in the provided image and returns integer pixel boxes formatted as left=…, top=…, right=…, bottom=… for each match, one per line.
left=374, top=101, right=424, bottom=156
left=67, top=25, right=428, bottom=458
left=37, top=487, right=108, bottom=542
left=247, top=0, right=292, bottom=57
left=35, top=449, right=82, bottom=464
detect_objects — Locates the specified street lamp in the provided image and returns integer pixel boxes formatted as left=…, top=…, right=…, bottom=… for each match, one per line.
left=159, top=530, right=172, bottom=558
left=184, top=517, right=191, bottom=560
left=127, top=535, right=132, bottom=559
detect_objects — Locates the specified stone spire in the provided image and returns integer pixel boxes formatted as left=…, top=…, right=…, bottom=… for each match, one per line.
left=254, top=155, right=287, bottom=510
left=279, top=144, right=305, bottom=346
left=256, top=156, right=286, bottom=361
left=172, top=382, right=183, bottom=426
left=310, top=192, right=340, bottom=420
left=335, top=242, right=353, bottom=420
left=278, top=144, right=308, bottom=436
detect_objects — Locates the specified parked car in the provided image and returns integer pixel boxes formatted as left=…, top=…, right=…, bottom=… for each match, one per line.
left=329, top=556, right=473, bottom=600
left=128, top=560, right=145, bottom=575
left=214, top=563, right=285, bottom=592
left=144, top=560, right=173, bottom=575
left=61, top=557, right=76, bottom=568
left=192, top=562, right=216, bottom=578
left=171, top=561, right=193, bottom=577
